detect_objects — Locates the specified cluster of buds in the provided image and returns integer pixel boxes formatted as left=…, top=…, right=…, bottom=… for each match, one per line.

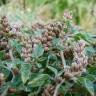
left=0, top=39, right=8, bottom=50
left=21, top=36, right=32, bottom=62
left=9, top=22, right=23, bottom=38
left=0, top=35, right=10, bottom=57
left=0, top=16, right=12, bottom=60
left=32, top=21, right=64, bottom=51
left=0, top=16, right=11, bottom=36
left=72, top=40, right=88, bottom=70
left=64, top=48, right=73, bottom=60
left=44, top=21, right=64, bottom=37
left=64, top=40, right=88, bottom=79
left=0, top=16, right=23, bottom=39
left=63, top=10, right=72, bottom=20
left=32, top=22, right=45, bottom=31
left=0, top=16, right=9, bottom=49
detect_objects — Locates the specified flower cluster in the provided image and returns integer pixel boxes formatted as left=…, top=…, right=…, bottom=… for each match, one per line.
left=0, top=16, right=11, bottom=36
left=72, top=40, right=88, bottom=70
left=0, top=16, right=11, bottom=59
left=64, top=40, right=88, bottom=79
left=0, top=16, right=10, bottom=51
left=9, top=21, right=23, bottom=38
left=63, top=10, right=72, bottom=20
left=32, top=21, right=64, bottom=51
left=21, top=36, right=32, bottom=62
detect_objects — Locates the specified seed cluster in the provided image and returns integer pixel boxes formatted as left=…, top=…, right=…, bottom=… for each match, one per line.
left=21, top=36, right=32, bottom=62
left=72, top=40, right=88, bottom=68
left=20, top=21, right=64, bottom=62
left=32, top=21, right=64, bottom=51
left=0, top=41, right=10, bottom=60
left=64, top=40, right=88, bottom=79
left=0, top=16, right=11, bottom=59
left=9, top=22, right=23, bottom=38
left=32, top=22, right=45, bottom=31
left=0, top=16, right=11, bottom=36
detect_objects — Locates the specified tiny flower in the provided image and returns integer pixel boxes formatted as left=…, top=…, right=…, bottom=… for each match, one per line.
left=63, top=11, right=72, bottom=19
left=78, top=40, right=86, bottom=48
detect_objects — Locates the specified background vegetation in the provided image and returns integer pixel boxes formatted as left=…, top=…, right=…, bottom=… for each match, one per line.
left=0, top=0, right=96, bottom=33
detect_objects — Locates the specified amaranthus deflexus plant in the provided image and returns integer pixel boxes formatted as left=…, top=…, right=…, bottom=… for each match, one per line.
left=0, top=11, right=96, bottom=96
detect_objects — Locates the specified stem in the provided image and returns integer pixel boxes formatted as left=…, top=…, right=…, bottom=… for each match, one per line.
left=53, top=79, right=65, bottom=96
left=9, top=48, right=14, bottom=61
left=60, top=51, right=66, bottom=69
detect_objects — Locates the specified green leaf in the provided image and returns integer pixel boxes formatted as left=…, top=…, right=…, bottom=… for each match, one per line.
left=74, top=32, right=93, bottom=43
left=11, top=74, right=22, bottom=87
left=85, top=74, right=96, bottom=82
left=59, top=81, right=74, bottom=95
left=32, top=44, right=44, bottom=58
left=36, top=63, right=42, bottom=68
left=47, top=66, right=58, bottom=76
left=9, top=39, right=22, bottom=53
left=28, top=74, right=49, bottom=87
left=78, top=77, right=94, bottom=96
left=85, top=46, right=95, bottom=56
left=0, top=86, right=9, bottom=96
left=52, top=38, right=64, bottom=50
left=21, top=63, right=31, bottom=84
left=0, top=65, right=11, bottom=80
left=48, top=53, right=57, bottom=61
left=0, top=51, right=5, bottom=60
left=88, top=66, right=96, bottom=76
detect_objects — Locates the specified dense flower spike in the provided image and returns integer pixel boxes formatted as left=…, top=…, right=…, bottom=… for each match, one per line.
left=0, top=16, right=11, bottom=35
left=31, top=21, right=64, bottom=51
left=10, top=22, right=23, bottom=38
left=63, top=10, right=72, bottom=20
left=0, top=16, right=11, bottom=59
left=73, top=40, right=88, bottom=68
left=64, top=40, right=88, bottom=79
left=21, top=36, right=32, bottom=62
